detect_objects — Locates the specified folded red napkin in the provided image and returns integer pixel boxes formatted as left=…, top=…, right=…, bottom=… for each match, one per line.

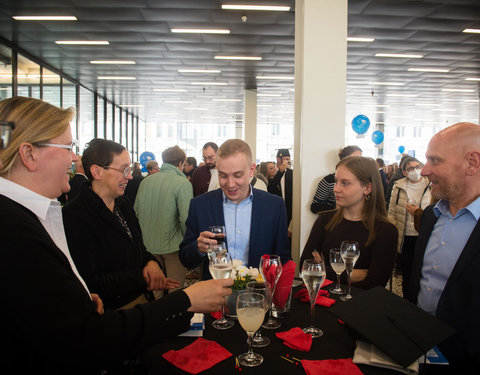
left=293, top=288, right=336, bottom=307
left=276, top=327, right=312, bottom=352
left=273, top=260, right=296, bottom=308
left=162, top=338, right=232, bottom=374
left=260, top=254, right=281, bottom=288
left=301, top=358, right=364, bottom=375
left=210, top=311, right=222, bottom=320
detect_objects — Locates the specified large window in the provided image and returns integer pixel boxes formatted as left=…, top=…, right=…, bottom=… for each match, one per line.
left=17, top=54, right=40, bottom=98
left=42, top=68, right=60, bottom=107
left=0, top=46, right=12, bottom=99
left=79, top=87, right=94, bottom=153
left=105, top=101, right=113, bottom=140
left=97, top=96, right=105, bottom=139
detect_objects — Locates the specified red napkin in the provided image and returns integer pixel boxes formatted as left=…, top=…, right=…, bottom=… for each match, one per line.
left=293, top=287, right=336, bottom=307
left=301, top=358, right=364, bottom=375
left=260, top=254, right=281, bottom=288
left=162, top=338, right=232, bottom=374
left=273, top=260, right=296, bottom=308
left=210, top=311, right=221, bottom=320
left=276, top=327, right=312, bottom=352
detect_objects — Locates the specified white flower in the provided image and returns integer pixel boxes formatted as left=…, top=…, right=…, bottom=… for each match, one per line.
left=247, top=267, right=259, bottom=280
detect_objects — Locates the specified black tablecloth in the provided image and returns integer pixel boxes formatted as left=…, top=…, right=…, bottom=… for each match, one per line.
left=142, top=284, right=402, bottom=375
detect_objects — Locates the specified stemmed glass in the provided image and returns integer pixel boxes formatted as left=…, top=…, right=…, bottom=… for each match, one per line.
left=259, top=255, right=282, bottom=329
left=339, top=241, right=360, bottom=301
left=301, top=259, right=326, bottom=338
left=208, top=250, right=234, bottom=329
left=329, top=248, right=345, bottom=294
left=236, top=292, right=267, bottom=367
left=246, top=281, right=271, bottom=347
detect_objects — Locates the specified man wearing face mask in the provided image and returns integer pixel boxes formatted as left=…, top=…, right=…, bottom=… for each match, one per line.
left=388, top=156, right=431, bottom=297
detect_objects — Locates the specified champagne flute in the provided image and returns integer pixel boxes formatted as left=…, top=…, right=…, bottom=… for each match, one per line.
left=237, top=292, right=266, bottom=367
left=339, top=241, right=360, bottom=301
left=208, top=250, right=234, bottom=329
left=329, top=248, right=345, bottom=294
left=246, top=281, right=271, bottom=347
left=259, top=255, right=282, bottom=329
left=209, top=225, right=226, bottom=246
left=301, top=259, right=326, bottom=338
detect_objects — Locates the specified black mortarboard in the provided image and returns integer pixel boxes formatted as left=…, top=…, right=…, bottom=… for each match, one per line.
left=329, top=287, right=455, bottom=368
left=276, top=148, right=290, bottom=158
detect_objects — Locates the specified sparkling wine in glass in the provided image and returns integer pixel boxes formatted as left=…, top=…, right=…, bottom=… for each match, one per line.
left=259, top=255, right=282, bottom=329
left=208, top=250, right=234, bottom=329
left=339, top=241, right=360, bottom=301
left=301, top=259, right=326, bottom=338
left=237, top=292, right=266, bottom=367
left=209, top=225, right=226, bottom=246
left=246, top=281, right=271, bottom=347
left=329, top=248, right=345, bottom=294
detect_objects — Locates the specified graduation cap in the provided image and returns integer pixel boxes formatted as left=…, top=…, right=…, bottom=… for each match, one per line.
left=329, top=286, right=455, bottom=368
left=276, top=148, right=291, bottom=158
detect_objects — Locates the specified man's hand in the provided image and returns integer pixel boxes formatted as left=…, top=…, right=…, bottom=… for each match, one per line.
left=278, top=159, right=289, bottom=173
left=184, top=278, right=233, bottom=313
left=142, top=260, right=180, bottom=290
left=405, top=203, right=418, bottom=216
left=196, top=231, right=217, bottom=254
left=91, top=293, right=104, bottom=315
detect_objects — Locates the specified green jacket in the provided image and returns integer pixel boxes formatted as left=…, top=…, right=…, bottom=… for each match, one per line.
left=134, top=163, right=193, bottom=255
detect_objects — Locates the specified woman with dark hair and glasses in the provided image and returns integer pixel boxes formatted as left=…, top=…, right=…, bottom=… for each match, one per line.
left=63, top=138, right=180, bottom=310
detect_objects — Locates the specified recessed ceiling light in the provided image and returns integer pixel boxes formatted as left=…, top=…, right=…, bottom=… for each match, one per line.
left=408, top=68, right=450, bottom=73
left=347, top=37, right=375, bottom=42
left=56, top=40, right=109, bottom=45
left=156, top=112, right=178, bottom=115
left=212, top=98, right=242, bottom=102
left=466, top=78, right=480, bottom=81
left=201, top=116, right=222, bottom=119
left=119, top=104, right=144, bottom=108
left=227, top=112, right=244, bottom=115
left=13, top=16, right=77, bottom=21
left=97, top=76, right=136, bottom=80
left=386, top=94, right=418, bottom=97
left=257, top=76, right=294, bottom=80
left=375, top=53, right=423, bottom=59
left=257, top=104, right=272, bottom=107
left=376, top=122, right=385, bottom=124
left=221, top=5, right=290, bottom=11
left=153, top=89, right=187, bottom=92
left=465, top=99, right=480, bottom=103
left=432, top=108, right=457, bottom=112
left=369, top=82, right=405, bottom=86
left=184, top=107, right=210, bottom=111
left=215, top=56, right=262, bottom=60
left=374, top=111, right=386, bottom=114
left=171, top=28, right=230, bottom=34
left=463, top=29, right=480, bottom=34
left=365, top=104, right=389, bottom=107
left=191, top=82, right=228, bottom=86
left=391, top=115, right=411, bottom=118
left=165, top=100, right=191, bottom=104
left=258, top=94, right=281, bottom=97
left=178, top=69, right=221, bottom=73
left=90, top=60, right=135, bottom=64
left=415, top=103, right=441, bottom=107
left=441, top=88, right=475, bottom=93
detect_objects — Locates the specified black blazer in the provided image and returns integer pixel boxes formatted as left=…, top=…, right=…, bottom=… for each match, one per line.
left=268, top=168, right=293, bottom=224
left=63, top=183, right=158, bottom=309
left=408, top=205, right=480, bottom=371
left=0, top=194, right=192, bottom=374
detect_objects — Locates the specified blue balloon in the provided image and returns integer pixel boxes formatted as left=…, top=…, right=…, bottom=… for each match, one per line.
left=139, top=151, right=155, bottom=167
left=398, top=145, right=405, bottom=154
left=371, top=130, right=384, bottom=145
left=351, top=114, right=370, bottom=135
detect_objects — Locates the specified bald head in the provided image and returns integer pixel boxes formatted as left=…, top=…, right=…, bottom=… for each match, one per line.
left=433, top=122, right=480, bottom=155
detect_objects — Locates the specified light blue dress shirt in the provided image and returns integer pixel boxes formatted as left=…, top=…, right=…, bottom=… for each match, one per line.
left=418, top=197, right=480, bottom=315
left=223, top=188, right=253, bottom=265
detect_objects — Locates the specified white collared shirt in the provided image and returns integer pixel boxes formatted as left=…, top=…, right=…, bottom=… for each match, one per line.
left=0, top=177, right=91, bottom=296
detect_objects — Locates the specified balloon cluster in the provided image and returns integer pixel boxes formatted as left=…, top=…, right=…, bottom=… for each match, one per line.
left=139, top=151, right=156, bottom=173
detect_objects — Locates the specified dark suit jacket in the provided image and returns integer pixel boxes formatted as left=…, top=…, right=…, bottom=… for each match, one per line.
left=0, top=194, right=192, bottom=374
left=179, top=188, right=291, bottom=279
left=407, top=205, right=480, bottom=372
left=267, top=168, right=293, bottom=224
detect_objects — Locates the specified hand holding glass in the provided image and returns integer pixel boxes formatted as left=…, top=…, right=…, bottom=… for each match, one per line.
left=237, top=292, right=267, bottom=367
left=246, top=281, right=271, bottom=347
left=339, top=241, right=360, bottom=301
left=329, top=248, right=345, bottom=294
left=301, top=259, right=326, bottom=338
left=259, top=255, right=282, bottom=329
left=208, top=251, right=234, bottom=329
left=209, top=225, right=226, bottom=246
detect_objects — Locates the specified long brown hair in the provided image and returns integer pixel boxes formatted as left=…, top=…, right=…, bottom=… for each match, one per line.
left=325, top=156, right=389, bottom=246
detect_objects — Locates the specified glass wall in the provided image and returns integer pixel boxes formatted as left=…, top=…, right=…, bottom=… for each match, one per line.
left=97, top=96, right=105, bottom=139
left=105, top=101, right=113, bottom=140
left=79, top=86, right=94, bottom=153
left=17, top=54, right=40, bottom=98
left=42, top=67, right=60, bottom=107
left=0, top=45, right=12, bottom=99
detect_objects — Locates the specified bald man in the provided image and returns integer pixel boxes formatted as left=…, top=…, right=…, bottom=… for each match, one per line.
left=407, top=122, right=480, bottom=373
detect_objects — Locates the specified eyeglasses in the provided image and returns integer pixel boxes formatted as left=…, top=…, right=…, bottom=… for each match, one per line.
left=0, top=121, right=14, bottom=150
left=102, top=165, right=133, bottom=178
left=203, top=155, right=215, bottom=161
left=405, top=165, right=422, bottom=172
left=36, top=140, right=78, bottom=152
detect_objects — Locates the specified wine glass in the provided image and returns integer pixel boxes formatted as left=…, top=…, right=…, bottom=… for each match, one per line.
left=236, top=292, right=267, bottom=367
left=208, top=250, right=234, bottom=329
left=246, top=281, right=271, bottom=347
left=209, top=225, right=226, bottom=246
left=329, top=248, right=345, bottom=294
left=301, top=259, right=326, bottom=338
left=259, top=255, right=282, bottom=329
left=339, top=241, right=360, bottom=301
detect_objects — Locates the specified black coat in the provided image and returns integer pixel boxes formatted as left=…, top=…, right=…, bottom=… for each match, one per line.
left=407, top=205, right=480, bottom=372
left=0, top=194, right=192, bottom=374
left=268, top=167, right=293, bottom=224
left=63, top=183, right=158, bottom=309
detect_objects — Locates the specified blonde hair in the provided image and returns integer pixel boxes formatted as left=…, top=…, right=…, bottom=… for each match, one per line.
left=218, top=139, right=252, bottom=164
left=0, top=97, right=74, bottom=175
left=325, top=156, right=389, bottom=246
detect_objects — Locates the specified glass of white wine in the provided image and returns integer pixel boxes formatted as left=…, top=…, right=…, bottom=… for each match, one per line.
left=246, top=281, right=271, bottom=347
left=301, top=259, right=326, bottom=338
left=208, top=250, right=234, bottom=329
left=339, top=240, right=360, bottom=301
left=329, top=248, right=345, bottom=294
left=236, top=292, right=266, bottom=367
